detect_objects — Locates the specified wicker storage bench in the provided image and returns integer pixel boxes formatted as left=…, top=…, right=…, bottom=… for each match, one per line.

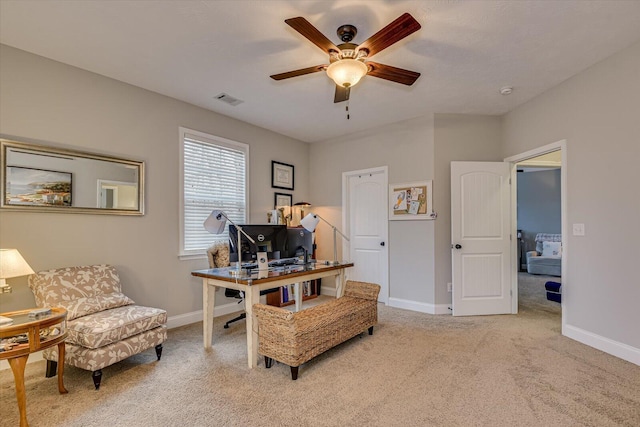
left=253, top=280, right=380, bottom=380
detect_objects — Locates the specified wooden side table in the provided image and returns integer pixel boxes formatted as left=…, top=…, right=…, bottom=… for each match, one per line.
left=0, top=308, right=68, bottom=427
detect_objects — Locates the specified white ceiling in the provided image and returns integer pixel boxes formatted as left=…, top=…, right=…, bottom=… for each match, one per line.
left=2, top=1, right=640, bottom=143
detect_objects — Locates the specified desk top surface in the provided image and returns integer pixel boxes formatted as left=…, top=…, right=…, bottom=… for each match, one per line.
left=191, top=261, right=354, bottom=285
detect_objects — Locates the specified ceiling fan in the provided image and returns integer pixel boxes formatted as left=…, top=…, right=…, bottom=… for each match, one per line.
left=270, top=13, right=422, bottom=103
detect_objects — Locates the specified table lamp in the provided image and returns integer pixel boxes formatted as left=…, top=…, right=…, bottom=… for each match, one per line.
left=294, top=201, right=311, bottom=222
left=204, top=209, right=255, bottom=272
left=300, top=212, right=350, bottom=266
left=0, top=248, right=35, bottom=294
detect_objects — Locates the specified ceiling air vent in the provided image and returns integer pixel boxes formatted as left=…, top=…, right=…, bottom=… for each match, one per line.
left=214, top=93, right=243, bottom=106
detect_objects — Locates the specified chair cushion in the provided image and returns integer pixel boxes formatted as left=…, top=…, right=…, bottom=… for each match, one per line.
left=29, top=265, right=124, bottom=318
left=67, top=305, right=167, bottom=349
left=534, top=233, right=561, bottom=254
left=542, top=241, right=562, bottom=257
left=62, top=292, right=135, bottom=321
left=44, top=325, right=167, bottom=371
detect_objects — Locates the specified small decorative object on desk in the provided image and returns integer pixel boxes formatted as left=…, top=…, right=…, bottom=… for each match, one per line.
left=0, top=315, right=13, bottom=326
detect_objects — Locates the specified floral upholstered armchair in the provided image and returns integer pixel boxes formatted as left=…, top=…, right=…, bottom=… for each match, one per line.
left=28, top=265, right=167, bottom=389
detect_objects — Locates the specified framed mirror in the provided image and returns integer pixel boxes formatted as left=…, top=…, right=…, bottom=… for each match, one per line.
left=1, top=138, right=144, bottom=215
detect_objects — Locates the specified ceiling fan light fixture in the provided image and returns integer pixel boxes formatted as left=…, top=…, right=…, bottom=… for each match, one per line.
left=326, top=59, right=368, bottom=88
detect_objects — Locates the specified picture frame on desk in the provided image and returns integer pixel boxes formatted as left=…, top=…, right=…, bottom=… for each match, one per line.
left=274, top=192, right=292, bottom=222
left=271, top=161, right=294, bottom=190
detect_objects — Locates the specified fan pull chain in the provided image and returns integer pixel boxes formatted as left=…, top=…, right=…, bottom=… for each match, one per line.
left=346, top=100, right=350, bottom=120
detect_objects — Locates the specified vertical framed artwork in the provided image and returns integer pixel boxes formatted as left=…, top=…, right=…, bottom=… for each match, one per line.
left=271, top=161, right=294, bottom=191
left=389, top=180, right=434, bottom=220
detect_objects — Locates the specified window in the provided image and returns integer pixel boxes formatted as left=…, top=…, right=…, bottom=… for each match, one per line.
left=179, top=127, right=249, bottom=258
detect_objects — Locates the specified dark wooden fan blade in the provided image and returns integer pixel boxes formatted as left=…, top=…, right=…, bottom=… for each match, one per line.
left=270, top=65, right=326, bottom=81
left=285, top=17, right=340, bottom=54
left=366, top=61, right=420, bottom=86
left=334, top=85, right=350, bottom=103
left=357, top=13, right=421, bottom=57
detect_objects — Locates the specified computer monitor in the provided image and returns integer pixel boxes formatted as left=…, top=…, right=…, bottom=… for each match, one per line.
left=286, top=227, right=314, bottom=261
left=229, top=224, right=287, bottom=263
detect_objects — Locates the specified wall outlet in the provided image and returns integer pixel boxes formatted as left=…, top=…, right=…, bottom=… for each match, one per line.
left=447, top=282, right=452, bottom=292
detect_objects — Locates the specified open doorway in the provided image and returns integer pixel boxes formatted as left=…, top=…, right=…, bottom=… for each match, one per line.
left=516, top=151, right=562, bottom=315
left=506, top=140, right=566, bottom=325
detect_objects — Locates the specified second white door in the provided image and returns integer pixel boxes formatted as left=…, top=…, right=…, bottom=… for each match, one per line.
left=344, top=167, right=389, bottom=304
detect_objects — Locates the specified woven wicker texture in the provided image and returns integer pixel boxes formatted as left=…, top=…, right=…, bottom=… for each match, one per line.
left=253, top=280, right=380, bottom=368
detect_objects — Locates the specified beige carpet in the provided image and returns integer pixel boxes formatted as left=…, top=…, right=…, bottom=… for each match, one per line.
left=2, top=275, right=639, bottom=427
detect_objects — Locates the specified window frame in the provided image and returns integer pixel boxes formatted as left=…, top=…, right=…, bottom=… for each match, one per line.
left=178, top=127, right=250, bottom=259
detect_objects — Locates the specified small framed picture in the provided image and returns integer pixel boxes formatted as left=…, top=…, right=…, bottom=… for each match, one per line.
left=389, top=180, right=434, bottom=220
left=274, top=192, right=292, bottom=220
left=271, top=161, right=294, bottom=190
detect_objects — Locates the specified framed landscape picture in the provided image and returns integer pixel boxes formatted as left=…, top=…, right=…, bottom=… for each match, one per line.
left=5, top=166, right=72, bottom=207
left=389, top=180, right=433, bottom=220
left=271, top=161, right=294, bottom=190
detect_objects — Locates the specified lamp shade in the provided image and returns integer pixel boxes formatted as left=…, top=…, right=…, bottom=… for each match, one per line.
left=203, top=209, right=227, bottom=234
left=326, top=59, right=368, bottom=88
left=300, top=213, right=320, bottom=232
left=0, top=249, right=35, bottom=279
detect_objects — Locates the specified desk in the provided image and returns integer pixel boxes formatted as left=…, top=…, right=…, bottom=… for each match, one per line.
left=192, top=262, right=353, bottom=368
left=0, top=308, right=68, bottom=427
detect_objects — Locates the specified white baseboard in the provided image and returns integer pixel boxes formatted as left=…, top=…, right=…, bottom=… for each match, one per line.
left=388, top=297, right=451, bottom=315
left=563, top=324, right=640, bottom=366
left=320, top=287, right=337, bottom=297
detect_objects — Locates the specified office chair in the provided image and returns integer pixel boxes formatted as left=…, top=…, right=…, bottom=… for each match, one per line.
left=206, top=242, right=278, bottom=329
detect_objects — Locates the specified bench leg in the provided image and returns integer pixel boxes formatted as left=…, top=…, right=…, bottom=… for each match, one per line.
left=264, top=357, right=273, bottom=369
left=290, top=366, right=299, bottom=380
left=368, top=326, right=374, bottom=335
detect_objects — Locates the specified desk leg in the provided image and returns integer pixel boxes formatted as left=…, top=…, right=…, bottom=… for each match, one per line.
left=294, top=282, right=302, bottom=312
left=335, top=269, right=346, bottom=298
left=203, top=279, right=216, bottom=348
left=57, top=342, right=68, bottom=394
left=244, top=286, right=260, bottom=368
left=8, top=355, right=29, bottom=427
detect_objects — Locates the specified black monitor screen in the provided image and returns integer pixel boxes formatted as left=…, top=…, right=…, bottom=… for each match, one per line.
left=286, top=227, right=314, bottom=259
left=229, top=224, right=287, bottom=262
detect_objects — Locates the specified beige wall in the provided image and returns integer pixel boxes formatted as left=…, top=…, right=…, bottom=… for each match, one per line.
left=0, top=45, right=310, bottom=318
left=502, top=40, right=640, bottom=357
left=433, top=114, right=502, bottom=306
left=310, top=116, right=436, bottom=306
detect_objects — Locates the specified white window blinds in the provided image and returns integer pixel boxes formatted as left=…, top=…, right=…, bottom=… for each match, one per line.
left=180, top=129, right=248, bottom=256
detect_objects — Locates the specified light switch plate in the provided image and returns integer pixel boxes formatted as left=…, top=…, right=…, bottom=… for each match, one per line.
left=573, top=223, right=585, bottom=236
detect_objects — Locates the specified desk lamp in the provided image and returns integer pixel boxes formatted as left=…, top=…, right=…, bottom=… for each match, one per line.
left=204, top=210, right=255, bottom=273
left=300, top=213, right=350, bottom=266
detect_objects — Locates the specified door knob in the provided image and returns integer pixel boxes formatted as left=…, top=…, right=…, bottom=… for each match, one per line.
left=454, top=244, right=462, bottom=249
left=380, top=242, right=385, bottom=246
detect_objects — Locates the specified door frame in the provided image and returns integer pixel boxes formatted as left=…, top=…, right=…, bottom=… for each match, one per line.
left=504, top=140, right=567, bottom=327
left=342, top=165, right=389, bottom=304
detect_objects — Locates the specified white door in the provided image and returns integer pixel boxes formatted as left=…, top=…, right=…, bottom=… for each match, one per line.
left=344, top=167, right=389, bottom=304
left=451, top=161, right=512, bottom=316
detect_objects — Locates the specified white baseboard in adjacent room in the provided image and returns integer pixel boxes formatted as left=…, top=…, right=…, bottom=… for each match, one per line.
left=564, top=324, right=640, bottom=366
left=389, top=297, right=451, bottom=315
